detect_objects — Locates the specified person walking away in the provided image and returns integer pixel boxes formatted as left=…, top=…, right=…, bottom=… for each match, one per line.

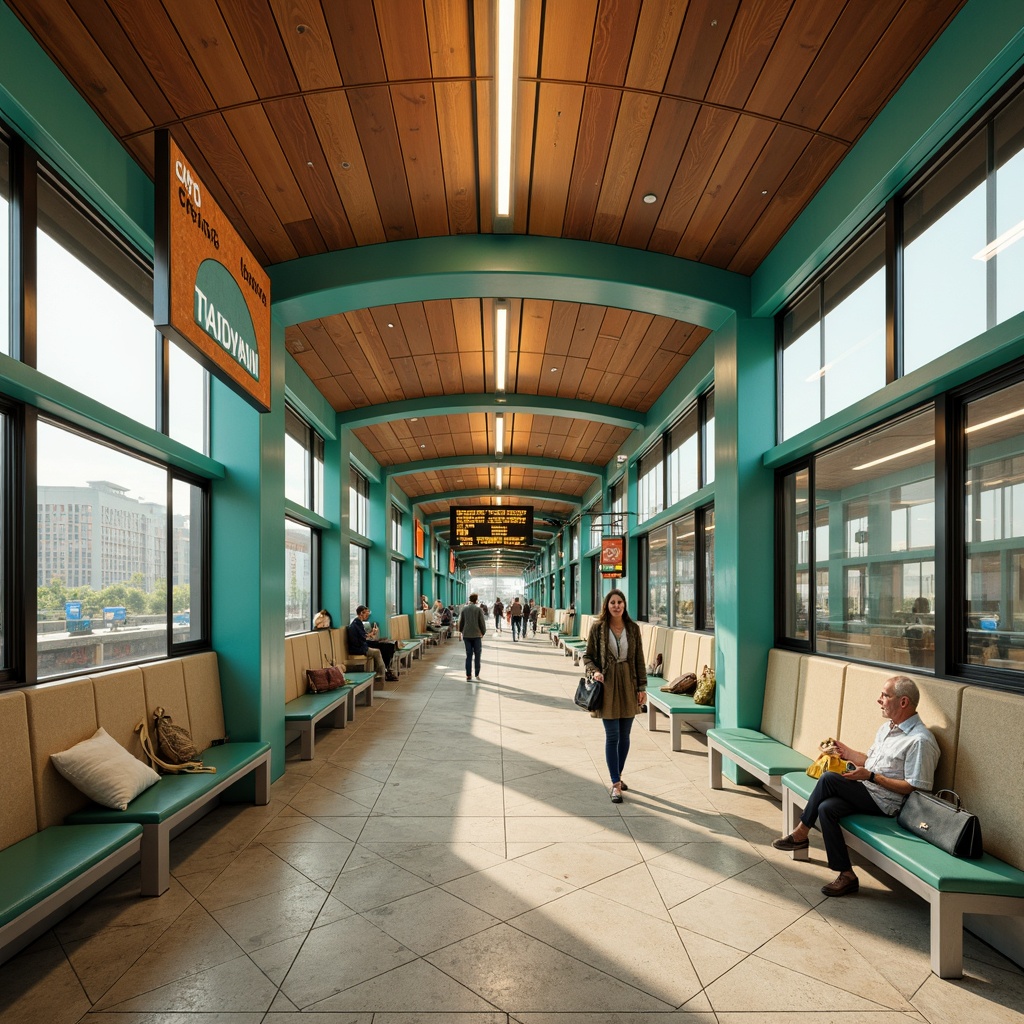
left=529, top=600, right=540, bottom=635
left=458, top=593, right=487, bottom=680
left=509, top=597, right=524, bottom=641
left=771, top=675, right=939, bottom=897
left=493, top=598, right=505, bottom=632
left=582, top=589, right=647, bottom=803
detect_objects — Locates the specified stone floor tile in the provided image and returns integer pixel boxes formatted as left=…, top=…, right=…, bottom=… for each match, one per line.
left=361, top=885, right=501, bottom=954
left=441, top=858, right=576, bottom=920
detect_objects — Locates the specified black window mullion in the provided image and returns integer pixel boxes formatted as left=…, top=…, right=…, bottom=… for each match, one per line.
left=21, top=408, right=37, bottom=683
left=937, top=393, right=956, bottom=677
left=885, top=197, right=900, bottom=383
left=11, top=137, right=36, bottom=367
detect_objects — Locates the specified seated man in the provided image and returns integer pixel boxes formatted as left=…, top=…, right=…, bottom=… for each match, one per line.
left=772, top=674, right=939, bottom=897
left=347, top=606, right=395, bottom=683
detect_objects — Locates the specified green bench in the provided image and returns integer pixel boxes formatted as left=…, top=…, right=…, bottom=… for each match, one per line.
left=285, top=631, right=375, bottom=760
left=781, top=769, right=1024, bottom=978
left=646, top=690, right=716, bottom=751
left=67, top=741, right=270, bottom=897
left=0, top=688, right=147, bottom=965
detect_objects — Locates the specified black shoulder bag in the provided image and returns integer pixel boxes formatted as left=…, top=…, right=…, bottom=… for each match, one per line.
left=897, top=789, right=983, bottom=859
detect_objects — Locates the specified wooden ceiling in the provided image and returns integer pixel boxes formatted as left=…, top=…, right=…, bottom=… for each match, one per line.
left=6, top=0, right=967, bottom=576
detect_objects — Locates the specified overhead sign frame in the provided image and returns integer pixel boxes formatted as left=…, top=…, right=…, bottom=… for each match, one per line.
left=450, top=506, right=534, bottom=548
left=154, top=130, right=272, bottom=412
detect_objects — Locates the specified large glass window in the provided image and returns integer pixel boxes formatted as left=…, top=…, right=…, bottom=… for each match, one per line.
left=285, top=518, right=314, bottom=635
left=637, top=443, right=664, bottom=524
left=349, top=543, right=367, bottom=621
left=903, top=136, right=987, bottom=373
left=168, top=342, right=208, bottom=455
left=647, top=527, right=668, bottom=625
left=781, top=225, right=885, bottom=441
left=588, top=500, right=603, bottom=550
left=610, top=477, right=626, bottom=535
left=36, top=175, right=156, bottom=428
left=673, top=514, right=696, bottom=629
left=350, top=467, right=369, bottom=537
left=171, top=478, right=203, bottom=646
left=0, top=136, right=9, bottom=357
left=965, top=379, right=1024, bottom=669
left=703, top=389, right=715, bottom=486
left=667, top=406, right=698, bottom=506
left=36, top=422, right=177, bottom=678
left=286, top=405, right=324, bottom=514
left=389, top=557, right=401, bottom=617
left=391, top=504, right=403, bottom=550
left=703, top=506, right=715, bottom=629
left=781, top=407, right=936, bottom=670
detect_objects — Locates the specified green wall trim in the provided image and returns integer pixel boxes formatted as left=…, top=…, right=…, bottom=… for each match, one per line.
left=631, top=484, right=716, bottom=537
left=0, top=5, right=154, bottom=256
left=270, top=235, right=749, bottom=329
left=284, top=498, right=331, bottom=531
left=338, top=393, right=645, bottom=430
left=284, top=352, right=338, bottom=442
left=385, top=454, right=603, bottom=481
left=753, top=0, right=1024, bottom=318
left=0, top=353, right=225, bottom=479
left=765, top=310, right=1024, bottom=469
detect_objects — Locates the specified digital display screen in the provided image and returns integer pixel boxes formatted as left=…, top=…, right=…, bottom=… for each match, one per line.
left=450, top=506, right=534, bottom=548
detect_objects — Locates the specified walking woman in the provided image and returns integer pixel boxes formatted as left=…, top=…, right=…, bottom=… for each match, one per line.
left=582, top=589, right=647, bottom=803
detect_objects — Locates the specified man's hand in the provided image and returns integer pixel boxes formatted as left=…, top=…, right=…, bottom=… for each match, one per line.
left=834, top=739, right=866, bottom=765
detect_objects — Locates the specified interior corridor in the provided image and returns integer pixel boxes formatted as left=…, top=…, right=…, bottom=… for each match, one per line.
left=2, top=631, right=1023, bottom=1023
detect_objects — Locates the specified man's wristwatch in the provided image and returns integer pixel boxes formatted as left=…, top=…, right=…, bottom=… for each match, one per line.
left=869, top=771, right=876, bottom=784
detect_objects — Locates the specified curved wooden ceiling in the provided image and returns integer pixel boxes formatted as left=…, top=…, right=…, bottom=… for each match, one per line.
left=7, top=0, right=967, bottom=576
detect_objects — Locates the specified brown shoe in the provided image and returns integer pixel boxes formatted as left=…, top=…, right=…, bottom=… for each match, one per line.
left=821, top=873, right=859, bottom=897
left=772, top=833, right=809, bottom=852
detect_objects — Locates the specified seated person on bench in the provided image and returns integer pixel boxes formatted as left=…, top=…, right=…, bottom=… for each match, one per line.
left=771, top=675, right=939, bottom=898
left=348, top=606, right=397, bottom=682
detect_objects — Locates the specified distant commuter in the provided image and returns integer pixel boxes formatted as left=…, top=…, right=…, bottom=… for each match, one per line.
left=459, top=593, right=487, bottom=681
left=509, top=597, right=524, bottom=641
left=493, top=598, right=504, bottom=632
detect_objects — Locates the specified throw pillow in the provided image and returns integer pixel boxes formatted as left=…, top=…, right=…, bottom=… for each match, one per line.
left=51, top=727, right=160, bottom=810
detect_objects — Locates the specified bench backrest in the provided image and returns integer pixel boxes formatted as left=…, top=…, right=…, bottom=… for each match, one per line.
left=758, top=649, right=803, bottom=745
left=415, top=610, right=428, bottom=634
left=954, top=687, right=1024, bottom=869
left=389, top=614, right=412, bottom=642
left=790, top=656, right=846, bottom=758
left=0, top=691, right=37, bottom=851
left=23, top=655, right=228, bottom=829
left=696, top=634, right=715, bottom=676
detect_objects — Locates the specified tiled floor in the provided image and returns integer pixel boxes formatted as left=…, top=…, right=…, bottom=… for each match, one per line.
left=3, top=630, right=1024, bottom=1023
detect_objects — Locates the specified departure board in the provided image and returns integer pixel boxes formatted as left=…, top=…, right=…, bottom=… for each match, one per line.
left=450, top=506, right=534, bottom=548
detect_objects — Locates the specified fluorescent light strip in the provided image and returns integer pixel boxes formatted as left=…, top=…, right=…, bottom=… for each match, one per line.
left=851, top=439, right=934, bottom=472
left=974, top=218, right=1024, bottom=261
left=495, top=0, right=516, bottom=218
left=495, top=303, right=508, bottom=392
left=496, top=466, right=503, bottom=489
left=965, top=406, right=1024, bottom=433
left=495, top=413, right=504, bottom=456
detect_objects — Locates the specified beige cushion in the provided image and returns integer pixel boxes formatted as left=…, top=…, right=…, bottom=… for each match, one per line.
left=51, top=727, right=159, bottom=811
left=181, top=653, right=227, bottom=751
left=696, top=634, right=714, bottom=675
left=758, top=650, right=802, bottom=746
left=284, top=636, right=302, bottom=702
left=142, top=659, right=192, bottom=737
left=92, top=667, right=149, bottom=759
left=0, top=691, right=38, bottom=849
left=790, top=656, right=846, bottom=758
left=25, top=678, right=99, bottom=827
left=839, top=665, right=896, bottom=752
left=954, top=688, right=1024, bottom=869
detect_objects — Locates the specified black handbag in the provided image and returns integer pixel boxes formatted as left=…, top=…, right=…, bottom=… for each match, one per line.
left=574, top=675, right=603, bottom=711
left=897, top=789, right=983, bottom=859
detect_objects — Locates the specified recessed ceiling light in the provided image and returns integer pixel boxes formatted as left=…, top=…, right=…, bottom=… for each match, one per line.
left=387, top=322, right=394, bottom=328
left=761, top=189, right=768, bottom=195
left=410, top=417, right=418, bottom=422
left=550, top=366, right=558, bottom=372
left=420, top=444, right=426, bottom=449
left=643, top=193, right=657, bottom=204
left=341, top=161, right=351, bottom=169
left=296, top=23, right=308, bottom=34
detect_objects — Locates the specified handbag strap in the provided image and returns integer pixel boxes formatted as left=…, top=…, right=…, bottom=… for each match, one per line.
left=135, top=720, right=216, bottom=774
left=934, top=789, right=963, bottom=810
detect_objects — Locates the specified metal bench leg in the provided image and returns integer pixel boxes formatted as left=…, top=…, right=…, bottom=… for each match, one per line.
left=932, top=895, right=965, bottom=979
left=301, top=725, right=314, bottom=761
left=671, top=716, right=683, bottom=752
left=709, top=743, right=723, bottom=789
left=140, top=824, right=169, bottom=897
left=782, top=788, right=809, bottom=860
left=254, top=756, right=271, bottom=805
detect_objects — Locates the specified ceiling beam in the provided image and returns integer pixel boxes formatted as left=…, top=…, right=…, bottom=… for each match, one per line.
left=339, top=393, right=643, bottom=431
left=385, top=454, right=603, bottom=482
left=410, top=488, right=578, bottom=508
left=270, top=235, right=748, bottom=330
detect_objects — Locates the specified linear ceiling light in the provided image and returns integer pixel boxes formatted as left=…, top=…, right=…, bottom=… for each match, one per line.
left=496, top=466, right=503, bottom=489
left=495, top=413, right=505, bottom=456
left=974, top=218, right=1024, bottom=261
left=851, top=440, right=934, bottom=472
left=965, top=406, right=1024, bottom=433
left=495, top=300, right=509, bottom=394
left=494, top=0, right=518, bottom=224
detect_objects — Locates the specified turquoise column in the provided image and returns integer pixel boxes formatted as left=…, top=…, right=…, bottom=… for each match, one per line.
left=713, top=314, right=776, bottom=780
left=210, top=318, right=287, bottom=782
left=322, top=428, right=343, bottom=622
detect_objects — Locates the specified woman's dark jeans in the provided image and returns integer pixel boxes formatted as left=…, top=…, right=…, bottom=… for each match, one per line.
left=464, top=636, right=482, bottom=677
left=602, top=716, right=634, bottom=784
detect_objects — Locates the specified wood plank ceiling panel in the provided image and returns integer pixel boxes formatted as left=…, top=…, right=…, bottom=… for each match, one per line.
left=3, top=0, right=971, bottom=572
